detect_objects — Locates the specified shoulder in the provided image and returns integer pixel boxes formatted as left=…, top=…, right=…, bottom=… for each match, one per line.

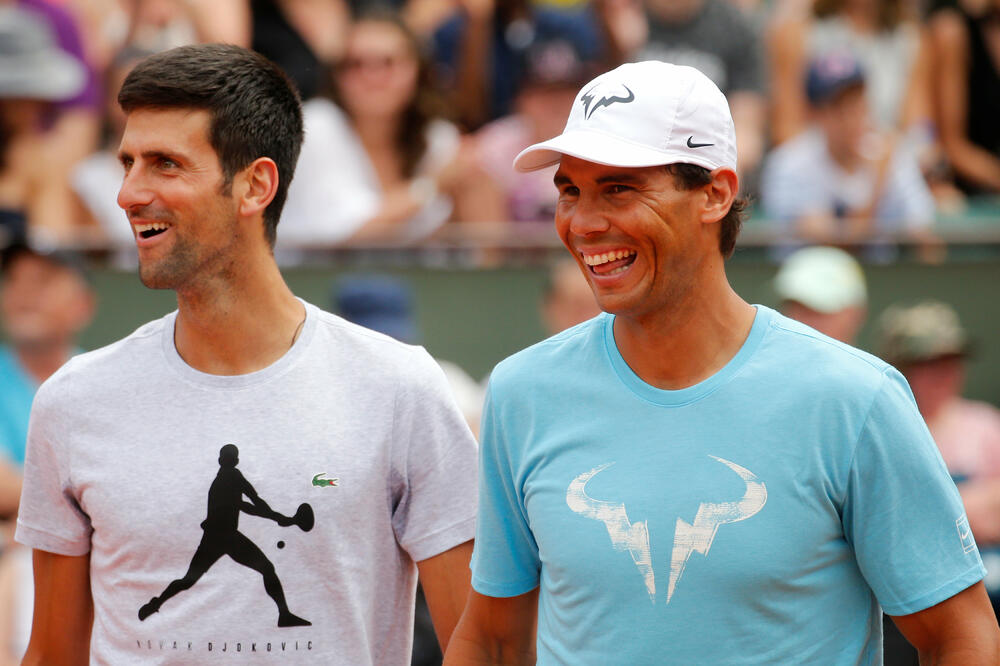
left=33, top=316, right=170, bottom=409
left=489, top=315, right=605, bottom=394
left=301, top=98, right=351, bottom=140
left=308, top=307, right=445, bottom=388
left=757, top=307, right=893, bottom=396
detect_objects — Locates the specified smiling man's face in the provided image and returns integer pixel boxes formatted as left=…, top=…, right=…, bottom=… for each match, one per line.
left=117, top=107, right=242, bottom=291
left=552, top=156, right=713, bottom=322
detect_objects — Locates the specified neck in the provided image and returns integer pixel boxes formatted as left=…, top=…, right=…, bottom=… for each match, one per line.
left=14, top=342, right=73, bottom=384
left=173, top=247, right=305, bottom=375
left=353, top=114, right=399, bottom=149
left=826, top=135, right=862, bottom=171
left=613, top=267, right=756, bottom=390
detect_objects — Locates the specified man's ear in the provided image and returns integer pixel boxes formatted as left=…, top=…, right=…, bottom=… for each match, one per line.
left=235, top=157, right=279, bottom=219
left=701, top=168, right=739, bottom=225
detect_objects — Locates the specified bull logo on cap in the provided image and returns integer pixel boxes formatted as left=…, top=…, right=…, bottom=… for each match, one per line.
left=580, top=83, right=635, bottom=120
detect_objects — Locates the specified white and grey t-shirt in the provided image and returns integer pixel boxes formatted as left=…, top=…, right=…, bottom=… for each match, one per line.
left=16, top=301, right=478, bottom=664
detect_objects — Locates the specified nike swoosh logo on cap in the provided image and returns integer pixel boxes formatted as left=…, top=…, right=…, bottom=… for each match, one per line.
left=686, top=137, right=713, bottom=148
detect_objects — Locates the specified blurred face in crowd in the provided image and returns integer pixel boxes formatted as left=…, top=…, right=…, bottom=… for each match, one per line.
left=541, top=258, right=602, bottom=335
left=117, top=108, right=242, bottom=290
left=335, top=19, right=419, bottom=120
left=782, top=300, right=866, bottom=344
left=902, top=355, right=965, bottom=419
left=814, top=84, right=870, bottom=165
left=0, top=252, right=93, bottom=349
left=517, top=84, right=581, bottom=142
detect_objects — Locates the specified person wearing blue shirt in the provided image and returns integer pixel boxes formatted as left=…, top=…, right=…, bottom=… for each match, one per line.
left=0, top=243, right=93, bottom=467
left=444, top=61, right=1000, bottom=664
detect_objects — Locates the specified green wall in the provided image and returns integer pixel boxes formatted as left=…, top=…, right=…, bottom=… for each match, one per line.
left=77, top=257, right=1000, bottom=403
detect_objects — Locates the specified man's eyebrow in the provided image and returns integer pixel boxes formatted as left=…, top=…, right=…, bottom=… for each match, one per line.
left=117, top=149, right=182, bottom=164
left=594, top=172, right=647, bottom=185
left=553, top=173, right=573, bottom=187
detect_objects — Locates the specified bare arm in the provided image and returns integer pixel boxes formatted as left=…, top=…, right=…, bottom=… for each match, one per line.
left=22, top=550, right=92, bottom=666
left=443, top=587, right=538, bottom=665
left=766, top=15, right=808, bottom=146
left=416, top=540, right=474, bottom=653
left=890, top=581, right=1000, bottom=665
left=729, top=91, right=766, bottom=178
left=929, top=10, right=1000, bottom=192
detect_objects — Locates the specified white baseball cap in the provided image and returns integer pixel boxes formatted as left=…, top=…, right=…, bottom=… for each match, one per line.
left=774, top=246, right=867, bottom=313
left=513, top=60, right=737, bottom=173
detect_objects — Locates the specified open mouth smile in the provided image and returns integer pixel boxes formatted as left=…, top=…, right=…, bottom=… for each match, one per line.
left=582, top=249, right=637, bottom=276
left=133, top=222, right=170, bottom=240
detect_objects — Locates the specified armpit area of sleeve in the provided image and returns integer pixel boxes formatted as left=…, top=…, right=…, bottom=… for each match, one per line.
left=881, top=563, right=986, bottom=617
left=409, top=515, right=476, bottom=563
left=14, top=519, right=90, bottom=557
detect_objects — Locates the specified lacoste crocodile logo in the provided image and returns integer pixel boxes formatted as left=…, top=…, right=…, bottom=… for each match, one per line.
left=312, top=473, right=338, bottom=487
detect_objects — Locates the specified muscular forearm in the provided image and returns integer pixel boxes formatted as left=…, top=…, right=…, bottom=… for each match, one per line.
left=443, top=633, right=536, bottom=665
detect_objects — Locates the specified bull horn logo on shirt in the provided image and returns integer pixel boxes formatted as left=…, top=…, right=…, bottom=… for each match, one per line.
left=566, top=457, right=767, bottom=604
left=580, top=83, right=635, bottom=120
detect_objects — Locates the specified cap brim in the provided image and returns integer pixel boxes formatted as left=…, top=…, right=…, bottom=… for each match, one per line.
left=513, top=128, right=724, bottom=173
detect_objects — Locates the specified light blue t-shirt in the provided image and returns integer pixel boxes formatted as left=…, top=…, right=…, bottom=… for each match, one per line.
left=472, top=306, right=984, bottom=665
left=0, top=346, right=37, bottom=465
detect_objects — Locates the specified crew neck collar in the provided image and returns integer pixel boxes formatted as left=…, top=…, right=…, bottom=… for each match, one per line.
left=603, top=305, right=771, bottom=407
left=161, top=298, right=317, bottom=389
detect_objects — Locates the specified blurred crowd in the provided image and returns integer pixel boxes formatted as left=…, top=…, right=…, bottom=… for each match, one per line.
left=1, top=0, right=1000, bottom=257
left=1, top=1, right=999, bottom=664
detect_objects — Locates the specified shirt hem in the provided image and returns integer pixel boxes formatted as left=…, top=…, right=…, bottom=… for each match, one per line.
left=880, top=564, right=986, bottom=616
left=14, top=520, right=90, bottom=557
left=471, top=574, right=539, bottom=598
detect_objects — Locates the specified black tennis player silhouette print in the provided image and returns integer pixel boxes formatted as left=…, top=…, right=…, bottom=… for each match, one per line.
left=138, top=444, right=314, bottom=627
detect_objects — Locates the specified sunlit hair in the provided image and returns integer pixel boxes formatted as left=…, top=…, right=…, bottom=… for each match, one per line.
left=663, top=164, right=746, bottom=259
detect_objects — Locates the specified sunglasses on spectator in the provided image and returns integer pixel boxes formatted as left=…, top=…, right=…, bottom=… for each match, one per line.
left=337, top=54, right=413, bottom=73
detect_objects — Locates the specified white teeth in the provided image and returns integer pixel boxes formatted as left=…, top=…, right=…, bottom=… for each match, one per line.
left=583, top=250, right=636, bottom=266
left=134, top=222, right=169, bottom=233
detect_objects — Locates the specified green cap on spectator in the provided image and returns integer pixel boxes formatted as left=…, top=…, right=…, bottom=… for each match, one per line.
left=877, top=301, right=971, bottom=367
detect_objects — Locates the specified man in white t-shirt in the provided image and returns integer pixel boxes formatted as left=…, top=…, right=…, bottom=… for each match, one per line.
left=16, top=44, right=478, bottom=665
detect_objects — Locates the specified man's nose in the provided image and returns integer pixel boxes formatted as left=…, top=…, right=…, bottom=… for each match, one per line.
left=117, top=166, right=154, bottom=212
left=567, top=196, right=611, bottom=236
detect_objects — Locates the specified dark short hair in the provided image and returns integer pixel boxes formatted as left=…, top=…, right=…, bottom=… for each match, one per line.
left=663, top=164, right=746, bottom=259
left=118, top=43, right=304, bottom=248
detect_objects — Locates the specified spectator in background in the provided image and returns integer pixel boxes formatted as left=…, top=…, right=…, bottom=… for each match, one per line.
left=470, top=37, right=596, bottom=224
left=767, top=0, right=928, bottom=146
left=879, top=301, right=1000, bottom=615
left=72, top=47, right=153, bottom=257
left=631, top=0, right=767, bottom=179
left=0, top=7, right=87, bottom=245
left=251, top=0, right=349, bottom=101
left=281, top=10, right=483, bottom=247
left=540, top=257, right=600, bottom=336
left=928, top=0, right=1000, bottom=196
left=431, top=0, right=605, bottom=130
left=773, top=245, right=867, bottom=344
left=0, top=243, right=94, bottom=519
left=760, top=51, right=937, bottom=259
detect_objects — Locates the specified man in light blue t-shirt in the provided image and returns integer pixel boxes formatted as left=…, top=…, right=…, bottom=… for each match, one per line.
left=444, top=61, right=1000, bottom=664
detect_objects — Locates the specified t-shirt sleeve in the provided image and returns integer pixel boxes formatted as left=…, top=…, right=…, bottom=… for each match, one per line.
left=15, top=378, right=92, bottom=556
left=390, top=348, right=478, bottom=562
left=469, top=377, right=541, bottom=598
left=842, top=367, right=985, bottom=616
